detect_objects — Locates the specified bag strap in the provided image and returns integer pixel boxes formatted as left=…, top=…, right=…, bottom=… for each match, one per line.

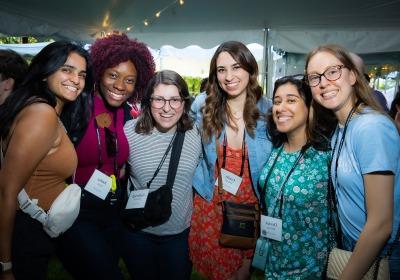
left=165, top=131, right=185, bottom=188
left=215, top=138, right=224, bottom=199
left=17, top=189, right=48, bottom=224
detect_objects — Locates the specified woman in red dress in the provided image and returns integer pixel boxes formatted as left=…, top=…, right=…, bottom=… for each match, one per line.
left=189, top=41, right=272, bottom=280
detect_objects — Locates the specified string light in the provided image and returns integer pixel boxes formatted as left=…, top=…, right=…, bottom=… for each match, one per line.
left=96, top=0, right=186, bottom=36
left=129, top=0, right=185, bottom=30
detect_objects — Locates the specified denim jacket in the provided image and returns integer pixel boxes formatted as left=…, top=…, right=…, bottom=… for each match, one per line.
left=191, top=94, right=272, bottom=201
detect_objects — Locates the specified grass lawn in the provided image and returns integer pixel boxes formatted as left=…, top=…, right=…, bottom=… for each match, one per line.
left=47, top=257, right=264, bottom=279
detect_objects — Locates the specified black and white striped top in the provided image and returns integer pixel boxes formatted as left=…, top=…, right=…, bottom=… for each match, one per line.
left=124, top=119, right=202, bottom=235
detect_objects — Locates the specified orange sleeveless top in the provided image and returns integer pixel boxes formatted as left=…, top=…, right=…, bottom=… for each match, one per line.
left=25, top=126, right=77, bottom=210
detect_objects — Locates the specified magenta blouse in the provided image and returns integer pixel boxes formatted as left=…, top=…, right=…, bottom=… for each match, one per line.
left=75, top=94, right=129, bottom=185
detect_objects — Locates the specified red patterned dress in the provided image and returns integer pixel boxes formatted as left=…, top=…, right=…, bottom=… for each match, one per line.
left=189, top=144, right=258, bottom=280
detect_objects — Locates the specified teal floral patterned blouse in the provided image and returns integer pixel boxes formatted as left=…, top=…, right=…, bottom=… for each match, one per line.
left=258, top=145, right=331, bottom=279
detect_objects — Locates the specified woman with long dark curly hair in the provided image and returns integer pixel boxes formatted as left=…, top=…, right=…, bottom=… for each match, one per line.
left=259, top=75, right=332, bottom=279
left=0, top=41, right=92, bottom=279
left=57, top=34, right=155, bottom=280
left=189, top=41, right=272, bottom=280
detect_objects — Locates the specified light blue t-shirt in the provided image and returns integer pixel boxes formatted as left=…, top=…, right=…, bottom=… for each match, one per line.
left=331, top=108, right=400, bottom=249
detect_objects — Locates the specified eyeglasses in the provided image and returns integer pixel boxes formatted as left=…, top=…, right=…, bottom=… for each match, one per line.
left=150, top=96, right=184, bottom=109
left=306, top=65, right=346, bottom=87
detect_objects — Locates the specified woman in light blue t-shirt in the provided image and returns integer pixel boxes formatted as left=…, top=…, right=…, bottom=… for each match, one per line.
left=305, top=44, right=400, bottom=279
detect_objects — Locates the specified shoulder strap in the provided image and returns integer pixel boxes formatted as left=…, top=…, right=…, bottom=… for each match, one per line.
left=165, top=131, right=185, bottom=188
left=17, top=189, right=48, bottom=224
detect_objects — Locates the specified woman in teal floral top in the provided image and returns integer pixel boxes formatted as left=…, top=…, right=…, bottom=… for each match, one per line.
left=258, top=76, right=333, bottom=279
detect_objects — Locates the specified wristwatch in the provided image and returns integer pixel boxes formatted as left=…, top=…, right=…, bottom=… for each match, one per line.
left=0, top=261, right=12, bottom=272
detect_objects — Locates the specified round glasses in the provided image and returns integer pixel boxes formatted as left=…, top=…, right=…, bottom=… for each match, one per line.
left=306, top=65, right=346, bottom=87
left=150, top=96, right=184, bottom=109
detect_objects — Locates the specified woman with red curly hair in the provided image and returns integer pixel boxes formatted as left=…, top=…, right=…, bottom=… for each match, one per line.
left=57, top=34, right=155, bottom=280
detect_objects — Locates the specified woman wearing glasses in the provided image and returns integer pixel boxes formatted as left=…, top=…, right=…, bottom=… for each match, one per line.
left=189, top=41, right=272, bottom=280
left=258, top=75, right=332, bottom=279
left=57, top=34, right=155, bottom=280
left=121, top=70, right=202, bottom=279
left=305, top=44, right=400, bottom=279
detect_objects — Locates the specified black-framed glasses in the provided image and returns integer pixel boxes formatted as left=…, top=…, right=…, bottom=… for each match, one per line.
left=306, top=65, right=346, bottom=87
left=150, top=96, right=184, bottom=109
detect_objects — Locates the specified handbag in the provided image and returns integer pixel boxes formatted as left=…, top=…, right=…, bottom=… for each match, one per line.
left=18, top=184, right=81, bottom=238
left=121, top=131, right=185, bottom=230
left=1, top=138, right=80, bottom=238
left=327, top=247, right=389, bottom=280
left=326, top=150, right=398, bottom=280
left=215, top=138, right=260, bottom=249
left=219, top=200, right=260, bottom=249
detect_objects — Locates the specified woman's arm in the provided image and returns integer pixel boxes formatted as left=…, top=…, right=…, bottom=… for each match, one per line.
left=0, top=104, right=58, bottom=279
left=340, top=173, right=393, bottom=280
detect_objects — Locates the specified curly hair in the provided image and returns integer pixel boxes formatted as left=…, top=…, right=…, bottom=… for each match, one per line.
left=90, top=34, right=155, bottom=101
left=267, top=76, right=333, bottom=151
left=202, top=41, right=262, bottom=142
left=135, top=70, right=193, bottom=134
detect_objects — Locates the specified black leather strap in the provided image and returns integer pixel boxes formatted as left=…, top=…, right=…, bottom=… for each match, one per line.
left=165, top=131, right=185, bottom=188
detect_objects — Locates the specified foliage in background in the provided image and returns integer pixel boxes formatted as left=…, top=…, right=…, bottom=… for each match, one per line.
left=183, top=76, right=204, bottom=96
left=0, top=35, right=38, bottom=44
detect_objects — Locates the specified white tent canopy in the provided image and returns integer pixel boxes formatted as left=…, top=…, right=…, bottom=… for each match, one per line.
left=1, top=0, right=400, bottom=50
left=1, top=0, right=399, bottom=96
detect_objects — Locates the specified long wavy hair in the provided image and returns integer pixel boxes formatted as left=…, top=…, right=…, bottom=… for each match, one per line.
left=305, top=44, right=383, bottom=115
left=0, top=41, right=93, bottom=143
left=135, top=70, right=193, bottom=134
left=202, top=41, right=262, bottom=141
left=267, top=76, right=333, bottom=151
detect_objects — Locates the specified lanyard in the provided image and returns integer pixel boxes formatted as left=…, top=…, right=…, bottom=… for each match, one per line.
left=146, top=131, right=177, bottom=188
left=94, top=110, right=119, bottom=176
left=261, top=144, right=308, bottom=218
left=220, top=131, right=246, bottom=177
left=331, top=103, right=360, bottom=188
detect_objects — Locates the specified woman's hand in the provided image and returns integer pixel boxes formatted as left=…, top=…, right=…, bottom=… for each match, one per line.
left=340, top=173, right=393, bottom=280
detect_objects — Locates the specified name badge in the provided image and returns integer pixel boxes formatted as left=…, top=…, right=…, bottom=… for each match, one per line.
left=214, top=168, right=242, bottom=195
left=85, top=169, right=112, bottom=200
left=125, top=189, right=149, bottom=209
left=260, top=215, right=282, bottom=242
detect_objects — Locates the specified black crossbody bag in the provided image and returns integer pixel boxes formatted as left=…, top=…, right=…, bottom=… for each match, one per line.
left=121, top=131, right=185, bottom=230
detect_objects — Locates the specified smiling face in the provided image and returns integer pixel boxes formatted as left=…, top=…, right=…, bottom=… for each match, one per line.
left=307, top=51, right=357, bottom=123
left=273, top=83, right=309, bottom=139
left=99, top=60, right=137, bottom=107
left=46, top=52, right=87, bottom=112
left=216, top=51, right=250, bottom=99
left=150, top=83, right=184, bottom=133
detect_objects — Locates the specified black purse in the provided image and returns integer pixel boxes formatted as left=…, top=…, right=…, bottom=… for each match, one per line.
left=215, top=138, right=260, bottom=249
left=121, top=131, right=185, bottom=230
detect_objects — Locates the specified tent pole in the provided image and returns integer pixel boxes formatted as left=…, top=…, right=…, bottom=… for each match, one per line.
left=261, top=28, right=269, bottom=96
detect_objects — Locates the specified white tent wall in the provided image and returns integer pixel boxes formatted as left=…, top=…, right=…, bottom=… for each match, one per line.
left=267, top=28, right=400, bottom=97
